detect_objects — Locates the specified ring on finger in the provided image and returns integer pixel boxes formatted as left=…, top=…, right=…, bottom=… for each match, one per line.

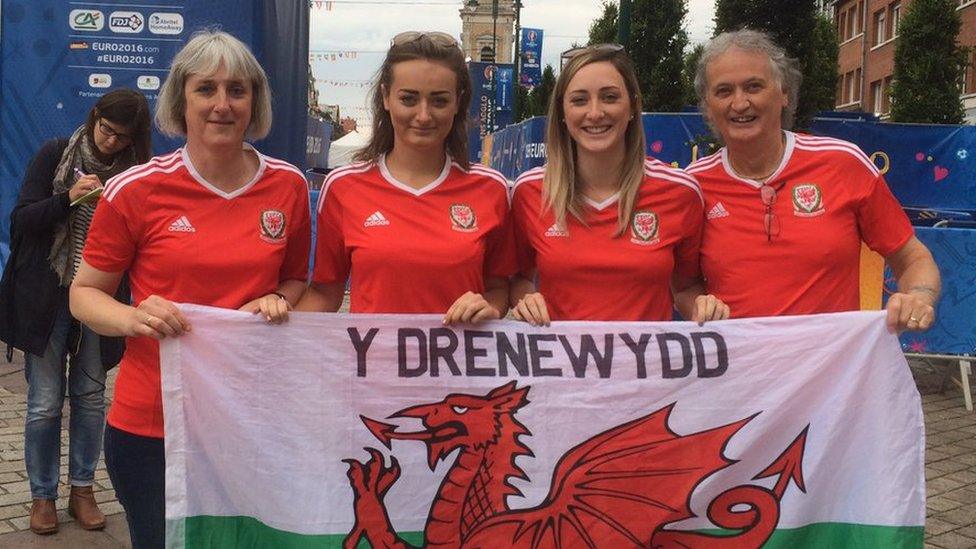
left=909, top=315, right=919, bottom=323
left=144, top=314, right=156, bottom=326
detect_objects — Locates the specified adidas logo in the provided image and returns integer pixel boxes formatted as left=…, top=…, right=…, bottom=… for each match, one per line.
left=544, top=223, right=568, bottom=237
left=168, top=215, right=196, bottom=232
left=364, top=211, right=390, bottom=227
left=706, top=202, right=730, bottom=220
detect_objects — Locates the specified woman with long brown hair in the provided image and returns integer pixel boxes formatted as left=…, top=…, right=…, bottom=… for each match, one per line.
left=510, top=45, right=727, bottom=324
left=299, top=32, right=514, bottom=321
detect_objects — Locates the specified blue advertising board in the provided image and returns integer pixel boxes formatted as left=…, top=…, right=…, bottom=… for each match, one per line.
left=0, top=0, right=308, bottom=267
left=487, top=113, right=713, bottom=181
left=519, top=28, right=542, bottom=88
left=467, top=61, right=514, bottom=163
left=808, top=118, right=976, bottom=213
left=306, top=115, right=333, bottom=170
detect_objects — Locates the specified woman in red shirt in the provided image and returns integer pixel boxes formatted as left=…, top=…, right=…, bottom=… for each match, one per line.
left=510, top=44, right=727, bottom=324
left=299, top=32, right=515, bottom=322
left=69, top=31, right=310, bottom=547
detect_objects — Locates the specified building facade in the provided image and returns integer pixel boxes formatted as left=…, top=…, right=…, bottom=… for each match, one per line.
left=832, top=0, right=976, bottom=121
left=459, top=0, right=516, bottom=64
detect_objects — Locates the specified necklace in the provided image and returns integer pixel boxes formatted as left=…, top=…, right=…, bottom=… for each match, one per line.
left=729, top=132, right=787, bottom=182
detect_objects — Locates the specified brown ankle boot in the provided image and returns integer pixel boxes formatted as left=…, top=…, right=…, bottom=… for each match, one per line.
left=30, top=498, right=58, bottom=534
left=68, top=485, right=105, bottom=530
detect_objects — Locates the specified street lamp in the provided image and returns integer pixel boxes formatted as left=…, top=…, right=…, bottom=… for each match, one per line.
left=512, top=0, right=523, bottom=120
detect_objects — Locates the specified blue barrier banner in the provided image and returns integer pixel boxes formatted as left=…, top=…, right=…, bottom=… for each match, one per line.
left=809, top=119, right=976, bottom=213
left=519, top=28, right=542, bottom=88
left=0, top=0, right=307, bottom=269
left=487, top=113, right=713, bottom=181
left=886, top=227, right=976, bottom=356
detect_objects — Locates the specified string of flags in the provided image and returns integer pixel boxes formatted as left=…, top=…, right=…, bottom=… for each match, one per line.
left=309, top=51, right=360, bottom=61
left=317, top=79, right=373, bottom=88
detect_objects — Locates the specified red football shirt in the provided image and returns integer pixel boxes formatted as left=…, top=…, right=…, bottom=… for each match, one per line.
left=511, top=158, right=704, bottom=321
left=688, top=131, right=914, bottom=318
left=313, top=156, right=516, bottom=313
left=84, top=146, right=311, bottom=438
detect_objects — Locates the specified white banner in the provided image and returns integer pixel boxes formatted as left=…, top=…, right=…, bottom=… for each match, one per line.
left=161, top=306, right=925, bottom=548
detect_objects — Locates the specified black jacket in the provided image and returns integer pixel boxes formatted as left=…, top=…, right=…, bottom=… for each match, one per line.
left=0, top=139, right=128, bottom=366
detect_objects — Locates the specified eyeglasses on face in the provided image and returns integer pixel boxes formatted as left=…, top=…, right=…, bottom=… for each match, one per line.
left=563, top=43, right=626, bottom=59
left=97, top=119, right=133, bottom=145
left=760, top=183, right=781, bottom=242
left=391, top=31, right=459, bottom=48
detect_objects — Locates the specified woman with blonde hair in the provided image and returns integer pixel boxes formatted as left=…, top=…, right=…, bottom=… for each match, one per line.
left=299, top=32, right=514, bottom=322
left=510, top=44, right=727, bottom=323
left=70, top=30, right=310, bottom=547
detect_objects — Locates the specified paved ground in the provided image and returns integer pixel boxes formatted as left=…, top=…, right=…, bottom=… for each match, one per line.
left=0, top=351, right=971, bottom=547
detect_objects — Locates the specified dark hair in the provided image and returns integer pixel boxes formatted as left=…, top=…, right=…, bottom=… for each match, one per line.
left=85, top=88, right=152, bottom=163
left=356, top=35, right=472, bottom=168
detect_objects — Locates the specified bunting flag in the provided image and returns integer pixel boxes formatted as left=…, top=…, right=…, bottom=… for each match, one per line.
left=162, top=306, right=925, bottom=548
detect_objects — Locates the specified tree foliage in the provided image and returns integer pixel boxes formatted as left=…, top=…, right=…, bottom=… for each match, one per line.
left=584, top=0, right=688, bottom=112
left=712, top=0, right=834, bottom=128
left=588, top=1, right=619, bottom=45
left=890, top=0, right=966, bottom=124
left=682, top=43, right=705, bottom=107
left=804, top=15, right=838, bottom=119
left=521, top=64, right=556, bottom=119
left=631, top=0, right=688, bottom=111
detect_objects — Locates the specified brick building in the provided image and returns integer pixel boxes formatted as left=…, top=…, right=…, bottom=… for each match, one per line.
left=831, top=0, right=976, bottom=121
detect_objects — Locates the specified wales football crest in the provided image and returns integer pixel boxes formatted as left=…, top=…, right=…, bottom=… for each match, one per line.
left=792, top=184, right=825, bottom=217
left=630, top=210, right=659, bottom=245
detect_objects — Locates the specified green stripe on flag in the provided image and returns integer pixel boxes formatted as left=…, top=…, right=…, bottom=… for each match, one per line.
left=180, top=516, right=923, bottom=548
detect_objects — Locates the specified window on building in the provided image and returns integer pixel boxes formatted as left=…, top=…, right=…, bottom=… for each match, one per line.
left=847, top=72, right=857, bottom=104
left=871, top=80, right=883, bottom=114
left=882, top=77, right=893, bottom=113
left=480, top=45, right=494, bottom=62
left=838, top=10, right=847, bottom=39
left=854, top=68, right=862, bottom=102
left=891, top=3, right=901, bottom=37
left=874, top=9, right=887, bottom=45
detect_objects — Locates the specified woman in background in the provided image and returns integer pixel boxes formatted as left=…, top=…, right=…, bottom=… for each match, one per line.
left=0, top=89, right=150, bottom=535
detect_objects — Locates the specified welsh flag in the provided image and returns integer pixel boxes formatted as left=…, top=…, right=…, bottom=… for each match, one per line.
left=161, top=306, right=925, bottom=548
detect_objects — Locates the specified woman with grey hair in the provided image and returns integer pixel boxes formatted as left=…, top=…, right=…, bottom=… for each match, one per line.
left=686, top=28, right=939, bottom=332
left=69, top=30, right=310, bottom=547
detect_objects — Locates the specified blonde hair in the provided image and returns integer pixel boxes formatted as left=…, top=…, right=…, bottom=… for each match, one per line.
left=155, top=29, right=273, bottom=139
left=543, top=47, right=646, bottom=236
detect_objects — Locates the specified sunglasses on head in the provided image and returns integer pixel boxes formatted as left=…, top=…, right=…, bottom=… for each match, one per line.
left=391, top=31, right=459, bottom=48
left=563, top=43, right=626, bottom=59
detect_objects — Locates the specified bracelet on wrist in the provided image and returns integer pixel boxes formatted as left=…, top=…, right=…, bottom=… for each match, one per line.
left=272, top=291, right=289, bottom=304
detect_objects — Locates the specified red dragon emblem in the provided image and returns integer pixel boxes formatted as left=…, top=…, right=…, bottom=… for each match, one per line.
left=344, top=381, right=808, bottom=548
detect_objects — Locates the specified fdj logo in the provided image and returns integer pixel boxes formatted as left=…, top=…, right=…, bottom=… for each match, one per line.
left=69, top=9, right=104, bottom=31
left=109, top=11, right=145, bottom=33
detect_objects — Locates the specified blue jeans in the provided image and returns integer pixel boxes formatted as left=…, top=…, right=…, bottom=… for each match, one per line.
left=24, top=302, right=106, bottom=500
left=104, top=424, right=164, bottom=549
